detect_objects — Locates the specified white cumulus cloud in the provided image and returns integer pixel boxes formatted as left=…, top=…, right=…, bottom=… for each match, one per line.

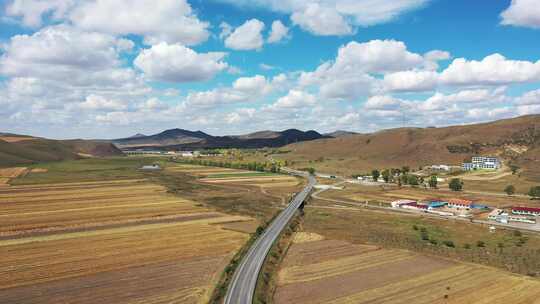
left=501, top=0, right=540, bottom=29
left=273, top=90, right=316, bottom=108
left=69, top=0, right=209, bottom=45
left=440, top=53, right=540, bottom=86
left=214, top=0, right=428, bottom=36
left=291, top=3, right=352, bottom=36
left=134, top=42, right=228, bottom=83
left=267, top=20, right=290, bottom=43
left=224, top=19, right=265, bottom=50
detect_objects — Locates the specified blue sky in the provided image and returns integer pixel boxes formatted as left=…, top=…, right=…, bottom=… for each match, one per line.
left=1, top=0, right=540, bottom=139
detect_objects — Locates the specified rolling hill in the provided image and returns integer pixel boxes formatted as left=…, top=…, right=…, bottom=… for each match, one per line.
left=279, top=115, right=540, bottom=179
left=0, top=135, right=123, bottom=167
left=112, top=128, right=326, bottom=150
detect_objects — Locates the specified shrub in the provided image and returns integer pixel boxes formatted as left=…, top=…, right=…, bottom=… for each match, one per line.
left=504, top=185, right=515, bottom=196
left=528, top=186, right=540, bottom=199
left=449, top=178, right=464, bottom=191
left=443, top=240, right=455, bottom=248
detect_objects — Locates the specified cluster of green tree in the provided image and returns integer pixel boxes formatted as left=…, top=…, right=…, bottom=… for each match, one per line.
left=448, top=178, right=464, bottom=191
left=175, top=158, right=281, bottom=173
left=528, top=186, right=540, bottom=199
left=352, top=223, right=540, bottom=277
left=502, top=185, right=540, bottom=199
left=363, top=167, right=444, bottom=190
left=353, top=166, right=472, bottom=192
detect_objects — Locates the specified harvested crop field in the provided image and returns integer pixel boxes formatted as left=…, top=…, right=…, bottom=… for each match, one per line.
left=0, top=178, right=252, bottom=304
left=275, top=238, right=540, bottom=304
left=167, top=164, right=302, bottom=189
left=0, top=136, right=35, bottom=143
left=0, top=167, right=28, bottom=178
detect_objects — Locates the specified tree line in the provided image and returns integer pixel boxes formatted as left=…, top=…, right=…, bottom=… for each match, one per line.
left=174, top=158, right=281, bottom=173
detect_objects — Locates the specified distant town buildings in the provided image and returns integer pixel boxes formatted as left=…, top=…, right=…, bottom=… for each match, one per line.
left=488, top=208, right=537, bottom=224
left=462, top=156, right=501, bottom=171
left=390, top=199, right=538, bottom=227
left=124, top=150, right=166, bottom=155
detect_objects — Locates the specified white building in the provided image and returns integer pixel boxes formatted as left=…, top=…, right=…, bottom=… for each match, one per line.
left=512, top=207, right=540, bottom=217
left=430, top=165, right=450, bottom=171
left=488, top=208, right=536, bottom=224
left=462, top=156, right=501, bottom=171
left=488, top=209, right=508, bottom=224
left=391, top=199, right=417, bottom=208
left=140, top=164, right=161, bottom=171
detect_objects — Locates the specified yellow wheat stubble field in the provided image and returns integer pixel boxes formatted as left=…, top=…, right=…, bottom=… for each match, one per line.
left=0, top=179, right=253, bottom=304
left=274, top=233, right=540, bottom=304
left=167, top=164, right=301, bottom=189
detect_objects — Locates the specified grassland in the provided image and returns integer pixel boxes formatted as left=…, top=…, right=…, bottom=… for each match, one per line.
left=165, top=163, right=303, bottom=219
left=11, top=157, right=166, bottom=185
left=275, top=234, right=540, bottom=304
left=302, top=202, right=540, bottom=277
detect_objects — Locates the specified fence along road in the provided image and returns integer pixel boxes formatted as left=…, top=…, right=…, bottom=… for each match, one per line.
left=224, top=170, right=316, bottom=304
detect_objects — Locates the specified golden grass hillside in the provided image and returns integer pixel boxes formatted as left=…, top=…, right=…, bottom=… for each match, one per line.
left=279, top=115, right=540, bottom=178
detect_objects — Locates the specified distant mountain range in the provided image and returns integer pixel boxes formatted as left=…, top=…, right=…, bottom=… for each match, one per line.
left=323, top=130, right=359, bottom=137
left=112, top=129, right=328, bottom=150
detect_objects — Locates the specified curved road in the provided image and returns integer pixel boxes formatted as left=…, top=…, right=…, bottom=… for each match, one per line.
left=224, top=170, right=316, bottom=304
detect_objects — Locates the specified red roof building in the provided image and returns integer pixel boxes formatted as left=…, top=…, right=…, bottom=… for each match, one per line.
left=401, top=202, right=428, bottom=210
left=447, top=199, right=474, bottom=209
left=512, top=207, right=540, bottom=216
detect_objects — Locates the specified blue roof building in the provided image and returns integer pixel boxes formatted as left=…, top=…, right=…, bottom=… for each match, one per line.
left=428, top=201, right=447, bottom=208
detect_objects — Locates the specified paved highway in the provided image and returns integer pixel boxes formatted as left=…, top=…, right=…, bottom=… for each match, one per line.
left=224, top=170, right=316, bottom=304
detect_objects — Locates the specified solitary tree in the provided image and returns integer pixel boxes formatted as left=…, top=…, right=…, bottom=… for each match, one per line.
left=408, top=175, right=419, bottom=186
left=528, top=186, right=540, bottom=200
left=510, top=165, right=520, bottom=175
left=381, top=169, right=391, bottom=183
left=371, top=169, right=380, bottom=181
left=504, top=185, right=516, bottom=196
left=307, top=167, right=316, bottom=175
left=429, top=175, right=438, bottom=188
left=449, top=178, right=464, bottom=191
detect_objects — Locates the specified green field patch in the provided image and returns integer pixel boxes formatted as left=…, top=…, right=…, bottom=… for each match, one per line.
left=11, top=157, right=168, bottom=185
left=204, top=172, right=279, bottom=179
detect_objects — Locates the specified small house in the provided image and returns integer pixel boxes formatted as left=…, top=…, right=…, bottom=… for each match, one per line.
left=401, top=202, right=428, bottom=211
left=140, top=164, right=161, bottom=171
left=391, top=199, right=417, bottom=208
